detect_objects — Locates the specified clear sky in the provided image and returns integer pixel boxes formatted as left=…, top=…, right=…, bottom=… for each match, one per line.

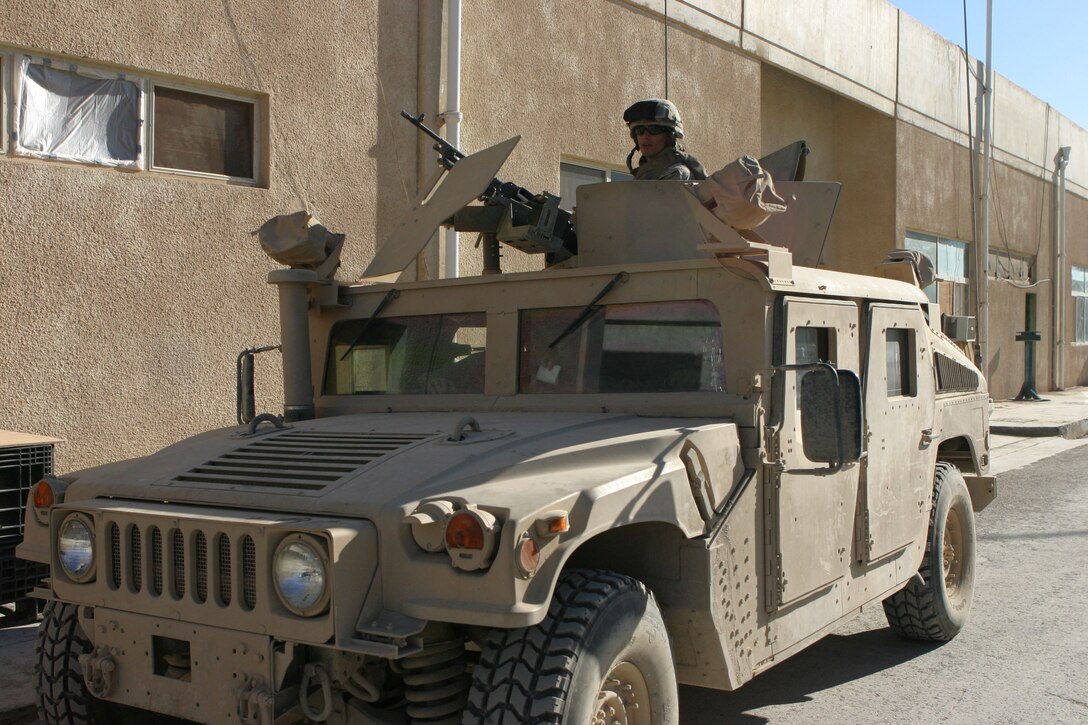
left=888, top=1, right=1088, bottom=131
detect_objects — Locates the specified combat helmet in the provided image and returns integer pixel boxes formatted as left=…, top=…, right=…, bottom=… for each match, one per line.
left=623, top=98, right=684, bottom=139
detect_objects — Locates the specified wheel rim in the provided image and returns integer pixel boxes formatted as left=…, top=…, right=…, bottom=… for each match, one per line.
left=942, top=506, right=965, bottom=599
left=593, top=660, right=651, bottom=725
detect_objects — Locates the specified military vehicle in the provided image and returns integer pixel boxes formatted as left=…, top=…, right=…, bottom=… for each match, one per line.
left=19, top=117, right=995, bottom=725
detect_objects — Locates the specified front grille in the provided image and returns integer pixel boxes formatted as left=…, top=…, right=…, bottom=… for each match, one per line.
left=130, top=526, right=142, bottom=592
left=217, top=534, right=232, bottom=606
left=2, top=443, right=54, bottom=602
left=242, top=535, right=257, bottom=611
left=162, top=431, right=432, bottom=495
left=195, top=532, right=208, bottom=603
left=109, top=521, right=258, bottom=612
left=150, top=527, right=163, bottom=596
left=172, top=529, right=186, bottom=597
left=0, top=443, right=53, bottom=548
left=109, top=523, right=121, bottom=589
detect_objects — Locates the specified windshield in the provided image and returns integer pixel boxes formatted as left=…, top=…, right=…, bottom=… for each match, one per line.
left=325, top=312, right=486, bottom=395
left=519, top=300, right=724, bottom=394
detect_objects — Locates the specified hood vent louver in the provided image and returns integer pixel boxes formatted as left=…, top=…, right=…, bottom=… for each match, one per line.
left=162, top=431, right=432, bottom=495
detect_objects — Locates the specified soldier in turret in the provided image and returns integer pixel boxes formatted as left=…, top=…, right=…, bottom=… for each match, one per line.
left=623, top=98, right=707, bottom=181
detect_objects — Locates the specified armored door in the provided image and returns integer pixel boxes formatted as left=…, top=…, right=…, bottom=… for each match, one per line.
left=861, top=304, right=935, bottom=561
left=768, top=298, right=860, bottom=610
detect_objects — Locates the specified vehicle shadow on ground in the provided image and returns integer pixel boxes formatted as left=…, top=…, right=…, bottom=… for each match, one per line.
left=678, top=625, right=942, bottom=724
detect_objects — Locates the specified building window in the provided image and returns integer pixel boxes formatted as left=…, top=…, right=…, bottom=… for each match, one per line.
left=4, top=51, right=261, bottom=185
left=559, top=161, right=632, bottom=210
left=152, top=85, right=255, bottom=179
left=904, top=231, right=970, bottom=316
left=1072, top=265, right=1088, bottom=344
left=989, top=250, right=1034, bottom=284
left=14, top=57, right=141, bottom=168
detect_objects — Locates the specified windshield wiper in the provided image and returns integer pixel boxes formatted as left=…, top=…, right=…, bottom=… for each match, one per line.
left=548, top=271, right=629, bottom=349
left=339, top=288, right=400, bottom=361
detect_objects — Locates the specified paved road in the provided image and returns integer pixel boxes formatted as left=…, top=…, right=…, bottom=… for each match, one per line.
left=4, top=445, right=1085, bottom=724
left=679, top=444, right=1088, bottom=723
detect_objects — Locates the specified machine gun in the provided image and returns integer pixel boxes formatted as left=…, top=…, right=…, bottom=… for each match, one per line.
left=402, top=111, right=577, bottom=271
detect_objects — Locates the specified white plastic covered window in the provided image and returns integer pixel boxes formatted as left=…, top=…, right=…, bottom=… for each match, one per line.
left=14, top=57, right=141, bottom=168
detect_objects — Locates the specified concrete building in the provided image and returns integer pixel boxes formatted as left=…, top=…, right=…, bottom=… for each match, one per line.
left=1, top=0, right=1085, bottom=472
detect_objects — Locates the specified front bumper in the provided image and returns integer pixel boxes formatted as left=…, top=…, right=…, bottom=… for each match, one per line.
left=79, top=606, right=279, bottom=724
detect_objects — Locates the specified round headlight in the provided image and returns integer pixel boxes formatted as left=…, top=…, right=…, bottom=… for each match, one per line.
left=273, top=536, right=329, bottom=616
left=58, top=515, right=95, bottom=582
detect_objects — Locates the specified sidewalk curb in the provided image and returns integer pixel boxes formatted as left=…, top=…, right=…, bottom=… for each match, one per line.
left=991, top=419, right=1088, bottom=439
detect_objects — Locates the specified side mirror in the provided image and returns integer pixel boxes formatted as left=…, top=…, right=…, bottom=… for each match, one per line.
left=800, top=367, right=863, bottom=468
left=236, top=345, right=280, bottom=425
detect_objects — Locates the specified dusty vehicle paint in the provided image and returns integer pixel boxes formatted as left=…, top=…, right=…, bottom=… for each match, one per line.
left=20, top=137, right=993, bottom=725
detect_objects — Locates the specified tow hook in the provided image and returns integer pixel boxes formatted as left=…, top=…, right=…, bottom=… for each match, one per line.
left=79, top=646, right=117, bottom=698
left=237, top=675, right=274, bottom=725
left=299, top=662, right=333, bottom=722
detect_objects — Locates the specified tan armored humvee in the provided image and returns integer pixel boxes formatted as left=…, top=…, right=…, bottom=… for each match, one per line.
left=20, top=132, right=995, bottom=725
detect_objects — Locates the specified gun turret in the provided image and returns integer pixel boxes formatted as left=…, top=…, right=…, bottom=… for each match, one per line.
left=402, top=111, right=577, bottom=271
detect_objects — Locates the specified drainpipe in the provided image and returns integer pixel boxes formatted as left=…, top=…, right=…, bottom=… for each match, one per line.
left=1053, top=146, right=1072, bottom=389
left=443, top=0, right=463, bottom=278
left=978, top=0, right=993, bottom=379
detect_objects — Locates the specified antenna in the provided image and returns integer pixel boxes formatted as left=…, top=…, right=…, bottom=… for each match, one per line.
left=664, top=0, right=669, bottom=98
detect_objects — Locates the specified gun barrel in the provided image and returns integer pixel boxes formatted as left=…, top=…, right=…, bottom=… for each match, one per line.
left=401, top=111, right=465, bottom=164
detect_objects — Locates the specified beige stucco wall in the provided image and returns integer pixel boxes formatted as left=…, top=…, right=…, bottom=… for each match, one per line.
left=454, top=0, right=761, bottom=276
left=761, top=66, right=896, bottom=275
left=1, top=0, right=420, bottom=472
left=4, top=0, right=1088, bottom=473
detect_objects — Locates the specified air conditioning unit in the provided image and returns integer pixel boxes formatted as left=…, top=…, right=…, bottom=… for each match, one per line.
left=1, top=431, right=58, bottom=622
left=942, top=315, right=977, bottom=342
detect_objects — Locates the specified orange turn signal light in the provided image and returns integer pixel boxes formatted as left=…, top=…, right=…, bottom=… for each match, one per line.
left=545, top=516, right=570, bottom=534
left=33, top=479, right=55, bottom=509
left=445, top=512, right=486, bottom=550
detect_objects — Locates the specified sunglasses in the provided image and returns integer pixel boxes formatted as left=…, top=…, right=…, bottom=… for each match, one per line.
left=632, top=125, right=669, bottom=136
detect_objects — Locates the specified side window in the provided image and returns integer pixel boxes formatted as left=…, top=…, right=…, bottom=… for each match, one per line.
left=795, top=327, right=832, bottom=365
left=885, top=328, right=915, bottom=397
left=14, top=58, right=141, bottom=168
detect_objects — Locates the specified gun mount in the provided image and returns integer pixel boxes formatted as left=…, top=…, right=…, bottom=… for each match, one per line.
left=402, top=111, right=577, bottom=273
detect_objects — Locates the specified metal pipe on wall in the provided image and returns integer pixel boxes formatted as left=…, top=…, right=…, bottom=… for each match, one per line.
left=978, top=0, right=993, bottom=379
left=1053, top=146, right=1072, bottom=389
left=442, top=0, right=463, bottom=278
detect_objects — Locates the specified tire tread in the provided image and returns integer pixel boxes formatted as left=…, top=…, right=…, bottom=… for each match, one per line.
left=463, top=569, right=646, bottom=724
left=882, top=461, right=971, bottom=641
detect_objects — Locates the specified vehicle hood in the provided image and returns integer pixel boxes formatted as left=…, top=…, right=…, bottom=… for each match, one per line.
left=64, top=412, right=736, bottom=520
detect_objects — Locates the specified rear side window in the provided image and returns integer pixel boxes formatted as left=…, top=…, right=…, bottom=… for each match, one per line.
left=886, top=328, right=915, bottom=397
left=519, top=300, right=724, bottom=394
left=325, top=313, right=486, bottom=395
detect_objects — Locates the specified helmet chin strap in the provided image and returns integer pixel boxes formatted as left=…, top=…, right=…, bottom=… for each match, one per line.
left=626, top=146, right=638, bottom=173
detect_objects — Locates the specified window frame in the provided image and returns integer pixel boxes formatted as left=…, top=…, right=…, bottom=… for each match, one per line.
left=904, top=230, right=972, bottom=315
left=148, top=79, right=261, bottom=185
left=0, top=47, right=264, bottom=187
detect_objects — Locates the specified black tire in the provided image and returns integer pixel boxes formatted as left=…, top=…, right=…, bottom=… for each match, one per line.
left=463, top=569, right=679, bottom=724
left=36, top=601, right=95, bottom=725
left=883, top=462, right=977, bottom=641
